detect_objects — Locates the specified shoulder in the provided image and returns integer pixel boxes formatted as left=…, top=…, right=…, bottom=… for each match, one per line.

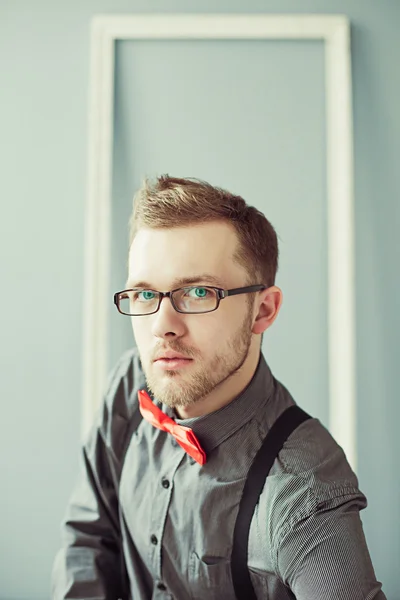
left=261, top=416, right=366, bottom=535
left=103, top=347, right=144, bottom=419
left=276, top=415, right=358, bottom=487
left=249, top=414, right=367, bottom=572
left=90, top=346, right=146, bottom=450
left=258, top=379, right=362, bottom=502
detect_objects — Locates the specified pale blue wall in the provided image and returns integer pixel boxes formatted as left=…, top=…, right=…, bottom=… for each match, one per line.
left=0, top=1, right=398, bottom=599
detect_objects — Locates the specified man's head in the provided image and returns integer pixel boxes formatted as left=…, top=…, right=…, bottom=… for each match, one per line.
left=125, top=176, right=282, bottom=416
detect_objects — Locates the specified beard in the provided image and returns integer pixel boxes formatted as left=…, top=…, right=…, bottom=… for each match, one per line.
left=142, top=305, right=254, bottom=410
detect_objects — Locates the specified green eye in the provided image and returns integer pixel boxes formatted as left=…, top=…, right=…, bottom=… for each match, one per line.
left=195, top=287, right=207, bottom=297
left=139, top=290, right=156, bottom=301
left=185, top=286, right=209, bottom=298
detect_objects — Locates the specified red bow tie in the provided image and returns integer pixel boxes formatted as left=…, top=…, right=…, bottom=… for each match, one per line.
left=138, top=390, right=206, bottom=465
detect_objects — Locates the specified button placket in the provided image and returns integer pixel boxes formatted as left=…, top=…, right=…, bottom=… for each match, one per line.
left=150, top=453, right=183, bottom=583
left=157, top=582, right=167, bottom=590
left=152, top=581, right=173, bottom=600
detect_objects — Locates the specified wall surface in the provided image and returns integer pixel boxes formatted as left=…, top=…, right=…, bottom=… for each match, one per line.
left=0, top=1, right=398, bottom=599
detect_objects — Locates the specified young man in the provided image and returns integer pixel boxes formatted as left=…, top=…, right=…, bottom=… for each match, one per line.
left=52, top=176, right=385, bottom=599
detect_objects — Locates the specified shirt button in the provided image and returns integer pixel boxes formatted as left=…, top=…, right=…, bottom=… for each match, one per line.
left=150, top=534, right=158, bottom=545
left=157, top=582, right=167, bottom=590
left=162, top=478, right=170, bottom=489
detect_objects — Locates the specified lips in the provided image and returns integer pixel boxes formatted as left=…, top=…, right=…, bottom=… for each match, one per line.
left=155, top=352, right=191, bottom=361
left=154, top=356, right=193, bottom=370
left=157, top=357, right=190, bottom=361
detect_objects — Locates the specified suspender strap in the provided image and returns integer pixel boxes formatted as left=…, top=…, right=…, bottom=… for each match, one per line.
left=231, top=405, right=312, bottom=600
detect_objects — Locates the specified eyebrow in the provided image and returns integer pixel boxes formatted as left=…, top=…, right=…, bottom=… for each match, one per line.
left=125, top=274, right=226, bottom=290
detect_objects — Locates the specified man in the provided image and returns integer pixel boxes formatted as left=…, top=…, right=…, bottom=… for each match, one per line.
left=52, top=176, right=386, bottom=599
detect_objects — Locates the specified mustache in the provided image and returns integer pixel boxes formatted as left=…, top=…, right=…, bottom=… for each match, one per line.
left=152, top=344, right=196, bottom=361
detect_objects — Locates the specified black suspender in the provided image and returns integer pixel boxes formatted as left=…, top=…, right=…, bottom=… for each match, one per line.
left=231, top=405, right=312, bottom=600
left=117, top=402, right=311, bottom=599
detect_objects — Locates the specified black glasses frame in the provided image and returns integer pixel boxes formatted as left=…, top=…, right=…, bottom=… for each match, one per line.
left=114, top=284, right=268, bottom=316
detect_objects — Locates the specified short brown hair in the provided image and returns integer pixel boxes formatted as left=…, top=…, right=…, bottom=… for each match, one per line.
left=129, top=175, right=279, bottom=287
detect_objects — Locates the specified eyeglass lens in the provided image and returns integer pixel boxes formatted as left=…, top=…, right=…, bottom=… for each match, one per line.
left=118, top=286, right=219, bottom=315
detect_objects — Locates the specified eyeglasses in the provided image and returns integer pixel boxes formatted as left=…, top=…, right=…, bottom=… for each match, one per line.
left=114, top=284, right=268, bottom=316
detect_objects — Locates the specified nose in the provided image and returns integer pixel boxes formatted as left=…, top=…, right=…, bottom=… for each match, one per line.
left=151, top=295, right=186, bottom=339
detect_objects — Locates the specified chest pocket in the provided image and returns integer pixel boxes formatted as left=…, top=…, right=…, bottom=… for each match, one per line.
left=188, top=552, right=274, bottom=600
left=189, top=550, right=235, bottom=600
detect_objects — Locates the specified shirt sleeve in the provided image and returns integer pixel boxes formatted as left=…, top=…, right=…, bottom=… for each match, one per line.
left=51, top=351, right=136, bottom=600
left=275, top=489, right=387, bottom=599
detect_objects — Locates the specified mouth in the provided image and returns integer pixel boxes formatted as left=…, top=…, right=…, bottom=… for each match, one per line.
left=154, top=358, right=193, bottom=370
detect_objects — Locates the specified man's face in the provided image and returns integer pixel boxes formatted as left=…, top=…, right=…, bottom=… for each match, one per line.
left=127, top=221, right=257, bottom=410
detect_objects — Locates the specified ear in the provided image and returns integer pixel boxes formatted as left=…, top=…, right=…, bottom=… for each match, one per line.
left=251, top=286, right=283, bottom=335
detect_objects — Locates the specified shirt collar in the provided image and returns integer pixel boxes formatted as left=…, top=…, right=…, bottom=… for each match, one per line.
left=161, top=352, right=274, bottom=455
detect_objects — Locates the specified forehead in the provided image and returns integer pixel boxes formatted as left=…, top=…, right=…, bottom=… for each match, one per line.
left=127, top=221, right=245, bottom=288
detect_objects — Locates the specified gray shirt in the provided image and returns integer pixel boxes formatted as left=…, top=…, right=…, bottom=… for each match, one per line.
left=52, top=347, right=386, bottom=599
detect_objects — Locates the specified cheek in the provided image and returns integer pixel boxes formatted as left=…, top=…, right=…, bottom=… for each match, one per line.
left=192, top=312, right=232, bottom=345
left=130, top=320, right=149, bottom=346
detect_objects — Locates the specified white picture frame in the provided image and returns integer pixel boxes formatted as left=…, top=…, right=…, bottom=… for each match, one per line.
left=82, top=13, right=356, bottom=471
